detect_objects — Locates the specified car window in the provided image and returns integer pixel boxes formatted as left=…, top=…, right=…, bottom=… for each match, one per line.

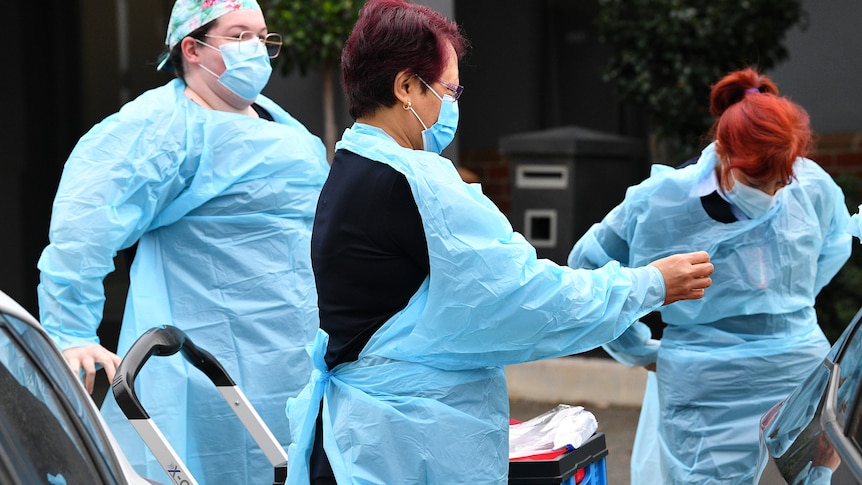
left=0, top=313, right=119, bottom=484
left=830, top=308, right=862, bottom=363
left=765, top=362, right=830, bottom=459
left=761, top=310, right=862, bottom=484
left=843, top=326, right=862, bottom=458
left=838, top=320, right=862, bottom=432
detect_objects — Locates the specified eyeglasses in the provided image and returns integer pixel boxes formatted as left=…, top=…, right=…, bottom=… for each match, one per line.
left=417, top=75, right=464, bottom=102
left=437, top=78, right=464, bottom=101
left=204, top=31, right=283, bottom=58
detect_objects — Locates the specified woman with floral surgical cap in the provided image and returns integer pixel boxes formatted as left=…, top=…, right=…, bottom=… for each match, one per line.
left=36, top=0, right=329, bottom=482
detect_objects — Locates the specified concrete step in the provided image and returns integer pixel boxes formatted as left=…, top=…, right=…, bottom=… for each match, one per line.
left=506, top=356, right=647, bottom=408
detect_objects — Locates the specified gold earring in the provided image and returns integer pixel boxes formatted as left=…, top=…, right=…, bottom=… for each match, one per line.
left=403, top=101, right=412, bottom=110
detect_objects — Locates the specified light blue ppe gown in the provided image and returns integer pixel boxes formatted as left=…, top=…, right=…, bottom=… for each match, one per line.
left=568, top=143, right=852, bottom=484
left=285, top=123, right=668, bottom=485
left=37, top=78, right=329, bottom=484
left=848, top=204, right=862, bottom=241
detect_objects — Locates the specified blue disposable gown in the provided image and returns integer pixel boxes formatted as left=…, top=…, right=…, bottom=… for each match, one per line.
left=285, top=123, right=668, bottom=484
left=848, top=204, right=862, bottom=241
left=568, top=143, right=851, bottom=484
left=37, top=79, right=329, bottom=484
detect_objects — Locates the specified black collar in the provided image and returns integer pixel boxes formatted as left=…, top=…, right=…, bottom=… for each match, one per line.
left=701, top=191, right=738, bottom=224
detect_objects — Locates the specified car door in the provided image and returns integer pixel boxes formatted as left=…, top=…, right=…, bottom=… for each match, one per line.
left=758, top=308, right=862, bottom=484
left=0, top=291, right=154, bottom=484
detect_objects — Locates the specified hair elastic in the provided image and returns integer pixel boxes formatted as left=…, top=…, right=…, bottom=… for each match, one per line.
left=745, top=87, right=760, bottom=94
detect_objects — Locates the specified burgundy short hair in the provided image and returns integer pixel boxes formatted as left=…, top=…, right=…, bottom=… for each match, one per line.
left=710, top=68, right=812, bottom=183
left=341, top=0, right=468, bottom=119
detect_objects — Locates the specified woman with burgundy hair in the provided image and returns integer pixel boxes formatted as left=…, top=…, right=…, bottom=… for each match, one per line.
left=569, top=67, right=852, bottom=483
left=287, top=0, right=714, bottom=483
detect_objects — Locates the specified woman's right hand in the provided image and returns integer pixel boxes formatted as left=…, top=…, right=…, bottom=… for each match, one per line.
left=649, top=251, right=714, bottom=305
left=62, top=344, right=122, bottom=394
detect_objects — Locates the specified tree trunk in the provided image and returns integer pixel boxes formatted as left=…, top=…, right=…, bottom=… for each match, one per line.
left=323, top=61, right=336, bottom=163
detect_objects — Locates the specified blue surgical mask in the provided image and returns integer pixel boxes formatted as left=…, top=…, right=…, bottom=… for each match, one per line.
left=725, top=171, right=778, bottom=219
left=408, top=81, right=459, bottom=154
left=196, top=37, right=272, bottom=101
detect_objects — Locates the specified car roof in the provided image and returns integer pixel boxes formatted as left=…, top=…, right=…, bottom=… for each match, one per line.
left=0, top=291, right=40, bottom=327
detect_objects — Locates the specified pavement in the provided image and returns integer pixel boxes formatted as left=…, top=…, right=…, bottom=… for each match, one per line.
left=507, top=356, right=646, bottom=485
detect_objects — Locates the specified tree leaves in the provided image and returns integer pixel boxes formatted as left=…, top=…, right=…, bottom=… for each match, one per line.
left=596, top=0, right=803, bottom=154
left=262, top=0, right=365, bottom=75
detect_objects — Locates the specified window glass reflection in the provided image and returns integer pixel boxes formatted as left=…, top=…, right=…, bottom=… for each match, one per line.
left=0, top=315, right=114, bottom=483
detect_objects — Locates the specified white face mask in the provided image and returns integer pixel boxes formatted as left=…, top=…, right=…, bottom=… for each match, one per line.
left=725, top=171, right=778, bottom=219
left=195, top=37, right=272, bottom=101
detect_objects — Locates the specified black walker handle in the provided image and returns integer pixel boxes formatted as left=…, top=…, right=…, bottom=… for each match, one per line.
left=112, top=325, right=235, bottom=420
left=111, top=325, right=288, bottom=485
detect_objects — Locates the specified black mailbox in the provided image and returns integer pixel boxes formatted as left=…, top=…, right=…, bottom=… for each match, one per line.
left=500, top=126, right=647, bottom=265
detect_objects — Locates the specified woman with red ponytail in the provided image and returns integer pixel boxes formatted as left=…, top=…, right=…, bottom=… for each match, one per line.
left=569, top=67, right=852, bottom=483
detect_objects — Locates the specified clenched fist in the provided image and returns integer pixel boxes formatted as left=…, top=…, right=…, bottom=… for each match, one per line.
left=649, top=251, right=714, bottom=305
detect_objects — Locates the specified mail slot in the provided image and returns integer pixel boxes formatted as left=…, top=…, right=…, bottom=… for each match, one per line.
left=515, top=165, right=569, bottom=190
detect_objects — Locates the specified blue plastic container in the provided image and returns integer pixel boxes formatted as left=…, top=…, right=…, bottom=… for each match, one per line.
left=559, top=458, right=607, bottom=485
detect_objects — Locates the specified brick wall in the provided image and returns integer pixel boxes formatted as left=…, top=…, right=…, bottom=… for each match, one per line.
left=461, top=149, right=512, bottom=215
left=813, top=132, right=862, bottom=205
left=815, top=133, right=862, bottom=173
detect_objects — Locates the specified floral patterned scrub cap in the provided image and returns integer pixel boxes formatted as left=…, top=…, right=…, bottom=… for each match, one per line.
left=158, top=0, right=261, bottom=70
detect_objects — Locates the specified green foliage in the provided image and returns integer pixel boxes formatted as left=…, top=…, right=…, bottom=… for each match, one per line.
left=817, top=172, right=862, bottom=343
left=595, top=0, right=804, bottom=156
left=261, top=0, right=365, bottom=76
